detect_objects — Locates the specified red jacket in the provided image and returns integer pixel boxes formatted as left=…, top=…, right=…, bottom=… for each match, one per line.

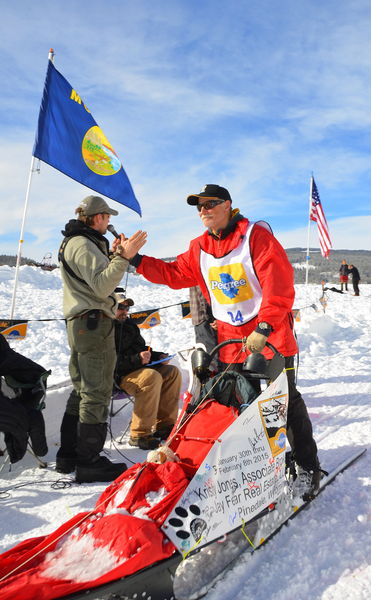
left=137, top=216, right=297, bottom=362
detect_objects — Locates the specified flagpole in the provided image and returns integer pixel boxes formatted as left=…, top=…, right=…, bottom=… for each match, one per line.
left=10, top=156, right=38, bottom=318
left=10, top=48, right=55, bottom=319
left=304, top=175, right=313, bottom=286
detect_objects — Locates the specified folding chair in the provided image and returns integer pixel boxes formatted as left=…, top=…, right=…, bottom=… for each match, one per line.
left=4, top=369, right=51, bottom=411
left=109, top=383, right=135, bottom=444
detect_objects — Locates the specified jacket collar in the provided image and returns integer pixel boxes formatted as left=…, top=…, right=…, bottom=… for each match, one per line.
left=61, top=219, right=109, bottom=254
left=207, top=208, right=244, bottom=240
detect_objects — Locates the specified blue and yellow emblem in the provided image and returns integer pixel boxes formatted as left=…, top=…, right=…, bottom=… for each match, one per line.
left=33, top=60, right=141, bottom=215
left=208, top=263, right=253, bottom=305
left=0, top=321, right=28, bottom=339
left=131, top=310, right=161, bottom=329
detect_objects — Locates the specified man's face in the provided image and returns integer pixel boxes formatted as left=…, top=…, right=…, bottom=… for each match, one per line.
left=92, top=212, right=111, bottom=234
left=197, top=198, right=231, bottom=232
left=116, top=305, right=129, bottom=321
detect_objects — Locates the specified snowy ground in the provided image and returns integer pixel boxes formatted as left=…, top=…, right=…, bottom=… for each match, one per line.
left=0, top=265, right=370, bottom=599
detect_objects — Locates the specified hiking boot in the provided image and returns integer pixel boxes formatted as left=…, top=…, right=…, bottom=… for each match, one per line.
left=129, top=435, right=160, bottom=450
left=55, top=412, right=78, bottom=474
left=56, top=455, right=76, bottom=474
left=293, top=466, right=321, bottom=500
left=153, top=425, right=174, bottom=440
left=75, top=422, right=126, bottom=483
left=76, top=455, right=127, bottom=483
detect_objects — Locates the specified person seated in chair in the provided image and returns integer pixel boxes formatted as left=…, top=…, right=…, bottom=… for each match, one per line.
left=114, top=298, right=182, bottom=450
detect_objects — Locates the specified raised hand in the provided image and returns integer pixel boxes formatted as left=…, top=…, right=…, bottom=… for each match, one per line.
left=118, top=230, right=147, bottom=259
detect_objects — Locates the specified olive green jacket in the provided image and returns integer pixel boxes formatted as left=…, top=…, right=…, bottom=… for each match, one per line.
left=60, top=222, right=129, bottom=320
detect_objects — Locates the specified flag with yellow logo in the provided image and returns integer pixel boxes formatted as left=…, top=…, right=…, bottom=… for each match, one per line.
left=33, top=60, right=141, bottom=215
left=131, top=310, right=161, bottom=329
left=0, top=320, right=28, bottom=339
left=180, top=301, right=191, bottom=319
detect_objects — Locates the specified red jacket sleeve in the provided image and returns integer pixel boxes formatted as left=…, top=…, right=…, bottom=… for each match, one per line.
left=137, top=248, right=198, bottom=289
left=250, top=225, right=295, bottom=331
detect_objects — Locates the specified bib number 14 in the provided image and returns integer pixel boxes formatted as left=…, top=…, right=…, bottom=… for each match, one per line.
left=227, top=310, right=243, bottom=324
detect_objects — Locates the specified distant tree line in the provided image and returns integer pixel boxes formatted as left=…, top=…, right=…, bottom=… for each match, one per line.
left=0, top=255, right=58, bottom=270
left=286, top=248, right=371, bottom=284
left=1, top=249, right=370, bottom=283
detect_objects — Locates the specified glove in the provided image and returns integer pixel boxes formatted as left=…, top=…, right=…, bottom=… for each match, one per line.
left=246, top=330, right=268, bottom=353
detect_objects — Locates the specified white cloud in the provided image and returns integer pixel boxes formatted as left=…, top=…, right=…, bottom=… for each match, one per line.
left=277, top=215, right=371, bottom=252
left=1, top=1, right=371, bottom=260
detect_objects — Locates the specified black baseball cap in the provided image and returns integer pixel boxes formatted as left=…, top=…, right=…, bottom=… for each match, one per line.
left=186, top=184, right=232, bottom=206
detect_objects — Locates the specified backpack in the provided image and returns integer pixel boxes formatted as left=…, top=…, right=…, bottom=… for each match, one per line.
left=189, top=370, right=258, bottom=414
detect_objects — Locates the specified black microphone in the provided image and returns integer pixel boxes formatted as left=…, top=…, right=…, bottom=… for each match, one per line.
left=107, top=224, right=120, bottom=239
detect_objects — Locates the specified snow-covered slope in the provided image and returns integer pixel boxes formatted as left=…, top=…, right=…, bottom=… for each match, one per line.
left=0, top=266, right=369, bottom=599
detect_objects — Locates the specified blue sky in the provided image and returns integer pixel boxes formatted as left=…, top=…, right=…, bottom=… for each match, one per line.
left=1, top=0, right=371, bottom=262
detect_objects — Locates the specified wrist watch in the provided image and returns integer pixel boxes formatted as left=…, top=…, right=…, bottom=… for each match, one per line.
left=255, top=322, right=273, bottom=336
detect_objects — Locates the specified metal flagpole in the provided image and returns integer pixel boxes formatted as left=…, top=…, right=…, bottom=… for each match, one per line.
left=10, top=156, right=37, bottom=318
left=304, top=175, right=313, bottom=286
left=9, top=48, right=55, bottom=319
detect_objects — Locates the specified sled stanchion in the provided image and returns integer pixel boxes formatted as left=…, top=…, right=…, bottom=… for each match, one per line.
left=240, top=519, right=256, bottom=549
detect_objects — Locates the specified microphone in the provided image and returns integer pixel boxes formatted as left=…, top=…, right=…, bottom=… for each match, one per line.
left=107, top=224, right=120, bottom=239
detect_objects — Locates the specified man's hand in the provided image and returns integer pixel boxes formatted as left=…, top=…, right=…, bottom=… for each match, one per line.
left=246, top=331, right=268, bottom=353
left=117, top=231, right=147, bottom=259
left=158, top=352, right=170, bottom=364
left=140, top=350, right=151, bottom=365
left=111, top=234, right=126, bottom=253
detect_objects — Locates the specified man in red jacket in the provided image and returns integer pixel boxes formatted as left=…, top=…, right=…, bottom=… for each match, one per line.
left=131, top=185, right=320, bottom=499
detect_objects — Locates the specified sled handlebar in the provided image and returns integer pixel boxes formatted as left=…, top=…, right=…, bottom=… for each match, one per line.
left=208, top=339, right=279, bottom=360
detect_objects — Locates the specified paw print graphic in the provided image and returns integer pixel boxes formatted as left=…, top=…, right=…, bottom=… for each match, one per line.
left=168, top=504, right=207, bottom=542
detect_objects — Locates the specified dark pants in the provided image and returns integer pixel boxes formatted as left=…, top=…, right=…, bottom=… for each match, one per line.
left=221, top=355, right=319, bottom=470
left=66, top=316, right=116, bottom=424
left=195, top=321, right=220, bottom=370
left=194, top=321, right=218, bottom=354
left=352, top=280, right=360, bottom=295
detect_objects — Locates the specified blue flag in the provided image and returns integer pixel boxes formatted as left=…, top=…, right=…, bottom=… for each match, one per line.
left=33, top=60, right=141, bottom=216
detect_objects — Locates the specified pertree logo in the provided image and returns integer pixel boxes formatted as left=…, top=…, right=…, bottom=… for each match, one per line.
left=208, top=264, right=254, bottom=304
left=210, top=273, right=246, bottom=297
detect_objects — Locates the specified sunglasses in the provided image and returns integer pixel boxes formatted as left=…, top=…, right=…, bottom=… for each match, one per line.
left=117, top=304, right=129, bottom=311
left=196, top=199, right=226, bottom=212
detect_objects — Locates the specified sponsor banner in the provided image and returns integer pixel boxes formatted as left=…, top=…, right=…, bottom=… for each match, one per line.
left=181, top=301, right=191, bottom=319
left=0, top=320, right=28, bottom=339
left=292, top=309, right=301, bottom=322
left=130, top=309, right=161, bottom=329
left=163, top=371, right=288, bottom=555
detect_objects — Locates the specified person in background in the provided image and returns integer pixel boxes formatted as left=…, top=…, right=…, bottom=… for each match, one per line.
left=114, top=297, right=181, bottom=450
left=189, top=285, right=219, bottom=370
left=321, top=280, right=343, bottom=294
left=348, top=264, right=361, bottom=296
left=129, top=184, right=321, bottom=500
left=57, top=195, right=147, bottom=483
left=339, top=259, right=349, bottom=292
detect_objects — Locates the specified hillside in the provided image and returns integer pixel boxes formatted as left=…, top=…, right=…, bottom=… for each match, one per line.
left=1, top=249, right=369, bottom=283
left=286, top=248, right=371, bottom=284
left=0, top=254, right=58, bottom=270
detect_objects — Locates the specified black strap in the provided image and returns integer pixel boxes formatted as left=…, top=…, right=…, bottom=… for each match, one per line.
left=58, top=237, right=88, bottom=285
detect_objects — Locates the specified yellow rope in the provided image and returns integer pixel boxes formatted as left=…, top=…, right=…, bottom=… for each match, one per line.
left=240, top=519, right=256, bottom=549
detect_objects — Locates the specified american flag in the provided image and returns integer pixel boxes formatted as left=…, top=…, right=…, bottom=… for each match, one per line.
left=310, top=178, right=332, bottom=258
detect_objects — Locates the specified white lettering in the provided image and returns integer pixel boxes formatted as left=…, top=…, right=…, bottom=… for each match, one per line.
left=211, top=278, right=246, bottom=291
